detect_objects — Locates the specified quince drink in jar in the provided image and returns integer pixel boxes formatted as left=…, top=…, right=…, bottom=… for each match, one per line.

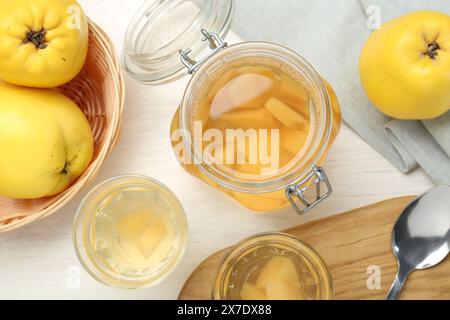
left=212, top=233, right=334, bottom=300
left=170, top=52, right=341, bottom=212
left=123, top=0, right=341, bottom=214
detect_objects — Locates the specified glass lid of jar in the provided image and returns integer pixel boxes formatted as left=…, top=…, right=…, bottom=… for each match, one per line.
left=122, top=0, right=234, bottom=84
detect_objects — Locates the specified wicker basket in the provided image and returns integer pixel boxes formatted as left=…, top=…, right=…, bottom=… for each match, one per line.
left=0, top=19, right=124, bottom=233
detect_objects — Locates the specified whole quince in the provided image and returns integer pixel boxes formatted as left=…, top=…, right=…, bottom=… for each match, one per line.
left=359, top=11, right=450, bottom=120
left=0, top=0, right=88, bottom=88
left=0, top=82, right=94, bottom=199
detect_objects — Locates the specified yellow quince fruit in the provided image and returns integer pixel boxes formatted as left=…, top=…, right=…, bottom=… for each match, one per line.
left=0, top=82, right=94, bottom=199
left=0, top=0, right=88, bottom=88
left=359, top=11, right=450, bottom=120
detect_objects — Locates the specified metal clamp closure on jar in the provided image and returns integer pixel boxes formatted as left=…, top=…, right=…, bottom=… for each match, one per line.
left=286, top=166, right=332, bottom=215
left=180, top=29, right=228, bottom=74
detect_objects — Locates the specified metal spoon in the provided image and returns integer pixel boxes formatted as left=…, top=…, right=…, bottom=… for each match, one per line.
left=386, top=185, right=450, bottom=300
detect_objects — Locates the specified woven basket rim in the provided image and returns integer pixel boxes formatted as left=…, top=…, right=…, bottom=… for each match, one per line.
left=0, top=19, right=125, bottom=233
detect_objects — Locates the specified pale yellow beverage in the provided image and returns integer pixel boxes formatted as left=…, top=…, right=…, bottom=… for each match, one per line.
left=73, top=175, right=188, bottom=288
left=92, top=198, right=174, bottom=276
left=202, top=63, right=311, bottom=175
left=212, top=233, right=334, bottom=300
left=225, top=247, right=323, bottom=300
left=171, top=58, right=341, bottom=212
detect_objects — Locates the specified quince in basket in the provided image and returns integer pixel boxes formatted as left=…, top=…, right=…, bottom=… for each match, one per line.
left=0, top=0, right=88, bottom=88
left=0, top=82, right=93, bottom=199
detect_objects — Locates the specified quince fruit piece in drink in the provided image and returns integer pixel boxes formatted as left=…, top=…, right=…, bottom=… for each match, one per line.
left=116, top=209, right=154, bottom=249
left=207, top=69, right=241, bottom=102
left=265, top=283, right=304, bottom=300
left=210, top=73, right=275, bottom=118
left=237, top=65, right=279, bottom=79
left=207, top=69, right=240, bottom=119
left=217, top=108, right=280, bottom=130
left=239, top=256, right=304, bottom=301
left=138, top=216, right=167, bottom=259
left=265, top=97, right=308, bottom=129
left=116, top=208, right=168, bottom=260
left=234, top=148, right=295, bottom=176
left=256, top=256, right=301, bottom=290
left=280, top=126, right=309, bottom=155
left=204, top=141, right=238, bottom=170
left=240, top=283, right=267, bottom=300
left=277, top=74, right=309, bottom=106
left=223, top=129, right=294, bottom=172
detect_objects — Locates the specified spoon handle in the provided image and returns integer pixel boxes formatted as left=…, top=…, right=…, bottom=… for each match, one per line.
left=386, top=267, right=409, bottom=300
left=386, top=276, right=404, bottom=300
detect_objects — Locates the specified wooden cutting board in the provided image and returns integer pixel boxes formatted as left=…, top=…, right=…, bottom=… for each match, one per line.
left=179, top=196, right=450, bottom=300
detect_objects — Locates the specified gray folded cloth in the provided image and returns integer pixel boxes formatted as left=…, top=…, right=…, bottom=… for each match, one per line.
left=233, top=0, right=450, bottom=184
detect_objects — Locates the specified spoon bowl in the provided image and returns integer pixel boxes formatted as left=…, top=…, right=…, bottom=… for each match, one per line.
left=387, top=186, right=450, bottom=300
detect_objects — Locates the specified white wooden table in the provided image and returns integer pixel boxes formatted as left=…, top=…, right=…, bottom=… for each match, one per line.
left=0, top=0, right=434, bottom=300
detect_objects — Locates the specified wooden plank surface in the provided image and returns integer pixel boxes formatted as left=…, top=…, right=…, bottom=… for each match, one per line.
left=179, top=196, right=450, bottom=300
